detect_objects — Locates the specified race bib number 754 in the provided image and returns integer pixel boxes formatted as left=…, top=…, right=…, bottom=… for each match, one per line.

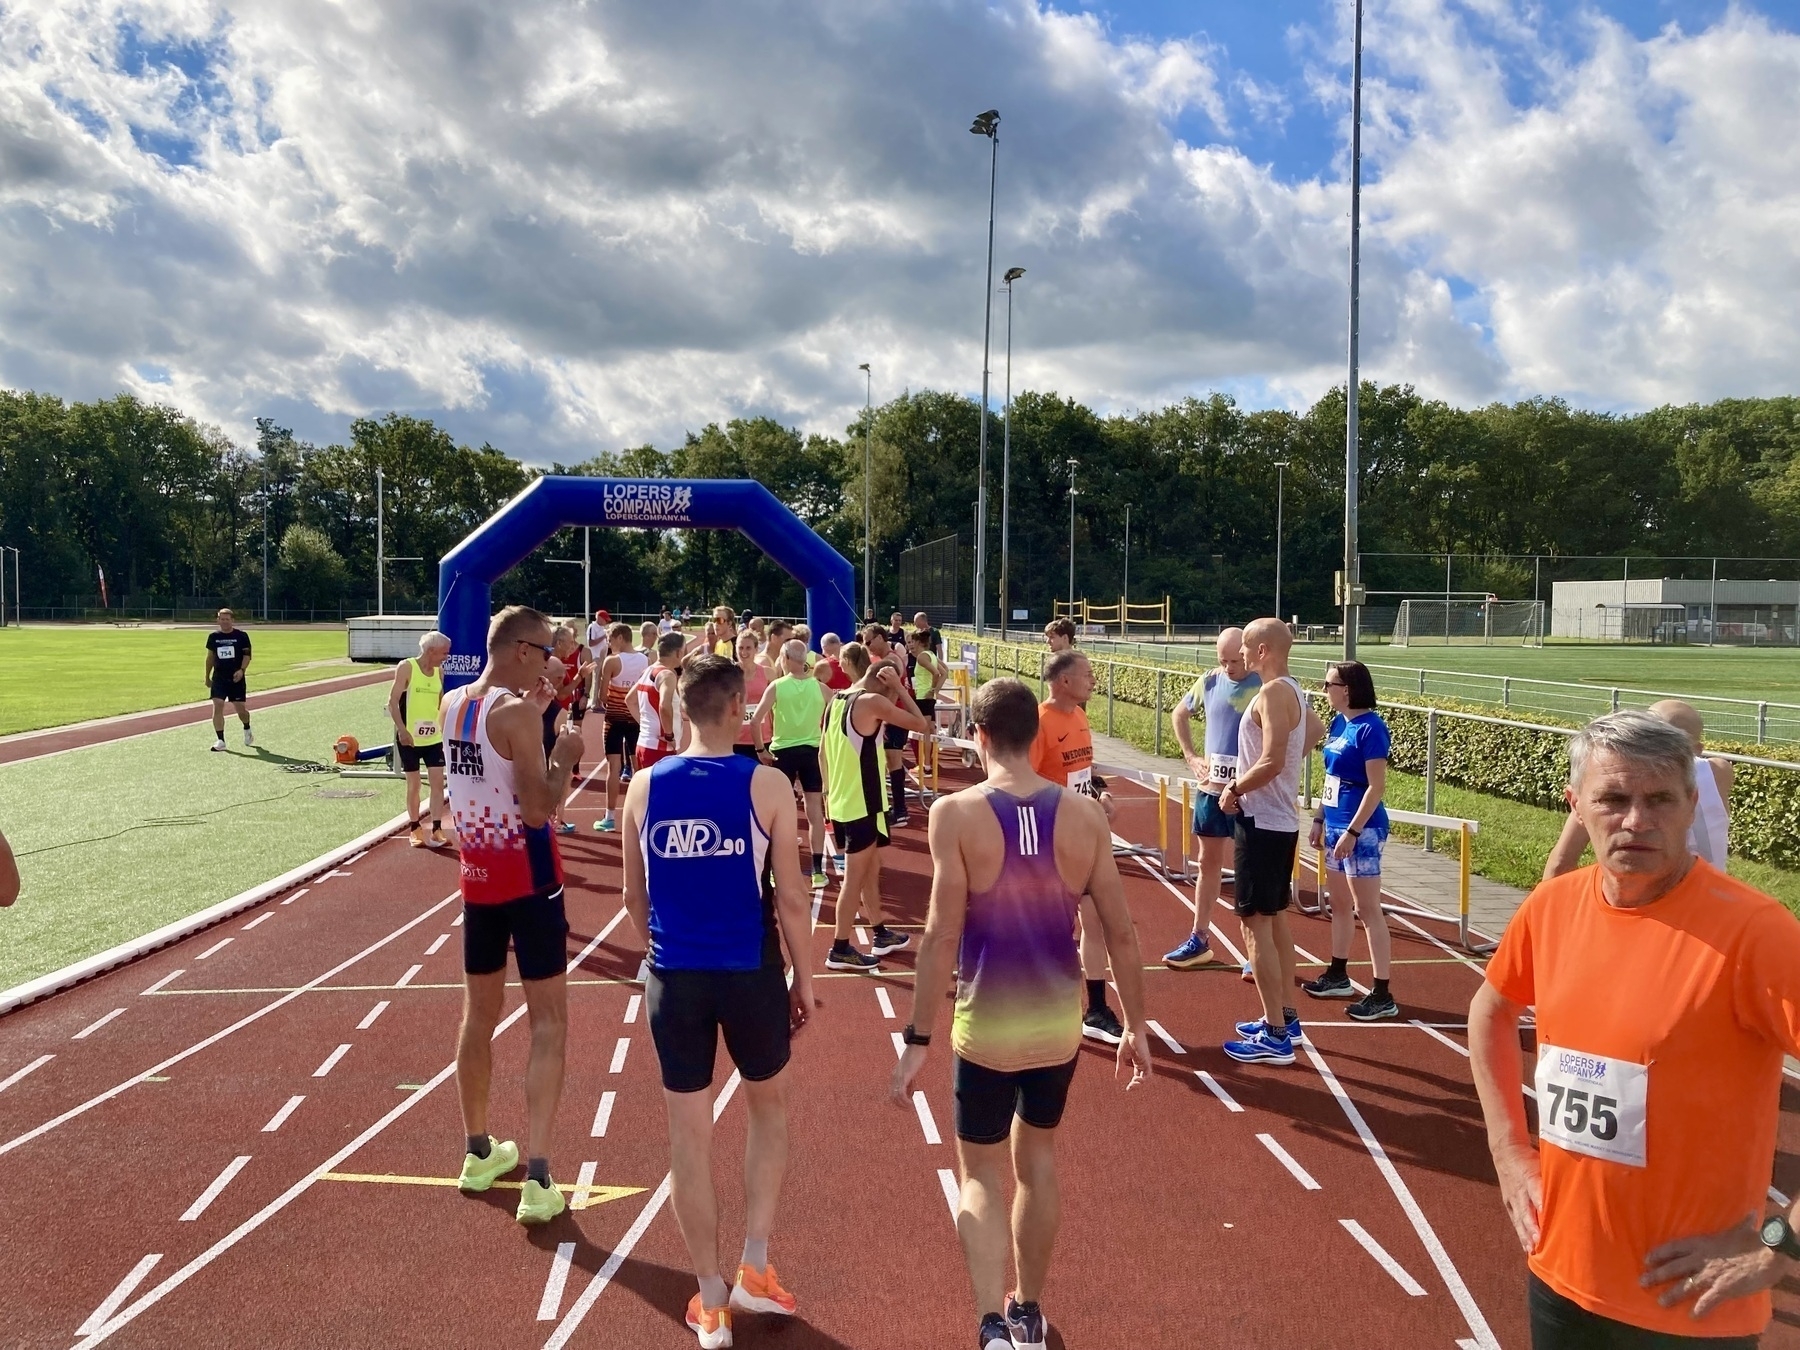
left=1534, top=1043, right=1648, bottom=1168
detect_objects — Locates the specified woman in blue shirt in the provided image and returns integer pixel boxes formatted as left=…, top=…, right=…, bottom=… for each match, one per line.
left=1303, top=661, right=1397, bottom=1021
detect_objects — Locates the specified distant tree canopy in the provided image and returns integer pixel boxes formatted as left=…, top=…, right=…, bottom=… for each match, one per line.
left=2, top=383, right=1797, bottom=621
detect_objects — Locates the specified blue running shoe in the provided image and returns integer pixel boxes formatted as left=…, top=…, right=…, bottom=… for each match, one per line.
left=1234, top=1014, right=1302, bottom=1041
left=1163, top=932, right=1213, bottom=969
left=1223, top=1025, right=1296, bottom=1065
left=1006, top=1294, right=1047, bottom=1350
left=554, top=820, right=576, bottom=835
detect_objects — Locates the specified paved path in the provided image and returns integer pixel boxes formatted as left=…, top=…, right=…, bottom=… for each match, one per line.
left=0, top=669, right=392, bottom=767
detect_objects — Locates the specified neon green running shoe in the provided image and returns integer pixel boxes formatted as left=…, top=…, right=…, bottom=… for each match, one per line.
left=516, top=1177, right=566, bottom=1226
left=457, top=1137, right=520, bottom=1193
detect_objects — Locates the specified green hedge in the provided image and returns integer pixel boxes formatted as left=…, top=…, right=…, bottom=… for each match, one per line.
left=963, top=635, right=1800, bottom=870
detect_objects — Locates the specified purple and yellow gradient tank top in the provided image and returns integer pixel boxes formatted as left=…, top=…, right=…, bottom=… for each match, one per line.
left=951, top=786, right=1083, bottom=1073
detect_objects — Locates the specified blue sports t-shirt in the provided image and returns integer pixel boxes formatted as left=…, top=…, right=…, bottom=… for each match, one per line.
left=1321, top=712, right=1391, bottom=832
left=1184, top=669, right=1260, bottom=785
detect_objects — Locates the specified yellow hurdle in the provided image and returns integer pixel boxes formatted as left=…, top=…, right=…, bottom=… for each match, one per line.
left=1178, top=779, right=1193, bottom=876
left=1155, top=776, right=1170, bottom=870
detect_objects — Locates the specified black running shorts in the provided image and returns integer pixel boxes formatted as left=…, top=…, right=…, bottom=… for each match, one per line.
left=541, top=703, right=562, bottom=757
left=882, top=723, right=909, bottom=751
left=1231, top=815, right=1298, bottom=917
left=462, top=886, right=569, bottom=982
left=1527, top=1275, right=1757, bottom=1349
left=914, top=698, right=936, bottom=734
left=773, top=745, right=823, bottom=794
left=953, top=1053, right=1079, bottom=1145
left=397, top=740, right=445, bottom=773
left=210, top=676, right=247, bottom=703
left=603, top=717, right=639, bottom=759
left=830, top=813, right=890, bottom=854
left=646, top=963, right=791, bottom=1093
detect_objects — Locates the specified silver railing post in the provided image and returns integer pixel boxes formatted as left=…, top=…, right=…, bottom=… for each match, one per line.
left=1154, top=669, right=1165, bottom=757
left=1417, top=668, right=1426, bottom=696
left=1502, top=676, right=1510, bottom=709
left=1106, top=661, right=1115, bottom=737
left=1758, top=702, right=1769, bottom=743
left=1610, top=688, right=1621, bottom=713
left=1424, top=709, right=1439, bottom=853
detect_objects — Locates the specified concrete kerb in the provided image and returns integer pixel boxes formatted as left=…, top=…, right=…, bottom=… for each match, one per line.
left=0, top=812, right=408, bottom=1017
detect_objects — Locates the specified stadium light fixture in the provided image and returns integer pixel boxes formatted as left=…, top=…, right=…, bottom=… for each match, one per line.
left=1343, top=0, right=1364, bottom=657
left=970, top=109, right=1000, bottom=634
left=1000, top=266, right=1024, bottom=640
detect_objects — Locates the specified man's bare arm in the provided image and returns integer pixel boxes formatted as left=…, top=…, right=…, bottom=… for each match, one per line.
left=1542, top=812, right=1590, bottom=881
left=387, top=663, right=412, bottom=742
left=1469, top=980, right=1541, bottom=1252
left=907, top=796, right=970, bottom=1034
left=857, top=690, right=931, bottom=736
left=1170, top=698, right=1202, bottom=772
left=753, top=767, right=815, bottom=1005
left=1232, top=682, right=1300, bottom=796
left=1082, top=798, right=1145, bottom=1027
left=619, top=771, right=653, bottom=942
left=488, top=698, right=578, bottom=827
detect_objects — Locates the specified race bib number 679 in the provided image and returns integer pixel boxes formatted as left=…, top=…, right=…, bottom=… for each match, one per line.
left=1534, top=1043, right=1648, bottom=1168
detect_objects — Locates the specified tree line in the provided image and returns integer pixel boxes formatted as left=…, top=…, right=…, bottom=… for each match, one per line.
left=1, top=383, right=1797, bottom=622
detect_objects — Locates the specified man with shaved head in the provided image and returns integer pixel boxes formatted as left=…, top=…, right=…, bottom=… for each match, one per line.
left=1542, top=699, right=1734, bottom=879
left=1166, top=626, right=1260, bottom=970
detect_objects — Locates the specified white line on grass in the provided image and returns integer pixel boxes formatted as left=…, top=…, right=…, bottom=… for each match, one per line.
left=262, top=1096, right=305, bottom=1133
left=937, top=1168, right=960, bottom=1221
left=1340, top=1219, right=1427, bottom=1296
left=1195, top=1071, right=1243, bottom=1112
left=312, top=1045, right=351, bottom=1078
left=875, top=987, right=895, bottom=1019
left=139, top=969, right=185, bottom=995
left=73, top=1009, right=126, bottom=1040
left=180, top=1155, right=251, bottom=1221
left=394, top=964, right=423, bottom=988
left=75, top=1254, right=161, bottom=1336
left=537, top=1242, right=577, bottom=1320
left=280, top=888, right=309, bottom=907
left=543, top=1070, right=743, bottom=1350
left=356, top=1001, right=390, bottom=1031
left=0, top=1055, right=54, bottom=1093
left=424, top=934, right=449, bottom=957
left=911, top=1091, right=941, bottom=1145
left=623, top=994, right=640, bottom=1025
left=1146, top=1020, right=1185, bottom=1054
left=241, top=914, right=272, bottom=932
left=195, top=939, right=232, bottom=961
left=608, top=1039, right=630, bottom=1074
left=1301, top=1041, right=1500, bottom=1350
left=1257, top=1133, right=1321, bottom=1190
left=591, top=1092, right=616, bottom=1138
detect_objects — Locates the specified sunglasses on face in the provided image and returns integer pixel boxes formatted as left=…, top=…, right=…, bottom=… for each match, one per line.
left=517, top=639, right=556, bottom=659
left=1324, top=679, right=1347, bottom=688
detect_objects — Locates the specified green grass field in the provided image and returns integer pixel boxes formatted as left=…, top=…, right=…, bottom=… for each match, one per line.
left=0, top=684, right=408, bottom=989
left=0, top=623, right=359, bottom=735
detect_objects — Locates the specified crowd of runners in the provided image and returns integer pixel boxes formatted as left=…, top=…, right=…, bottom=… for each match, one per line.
left=189, top=602, right=1800, bottom=1349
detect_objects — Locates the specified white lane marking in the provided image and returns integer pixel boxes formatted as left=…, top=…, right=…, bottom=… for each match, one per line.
left=139, top=969, right=185, bottom=996
left=937, top=1167, right=960, bottom=1221
left=76, top=1254, right=162, bottom=1336
left=623, top=994, right=641, bottom=1025
left=1195, top=1071, right=1243, bottom=1112
left=809, top=889, right=824, bottom=929
left=312, top=1044, right=352, bottom=1078
left=1123, top=849, right=1247, bottom=964
left=195, top=939, right=232, bottom=961
left=357, top=1001, right=390, bottom=1031
left=563, top=759, right=605, bottom=807
left=875, top=987, right=895, bottom=1019
left=570, top=1160, right=598, bottom=1210
left=591, top=1091, right=617, bottom=1138
left=1771, top=1185, right=1792, bottom=1207
left=394, top=964, right=423, bottom=988
left=544, top=1070, right=743, bottom=1349
left=70, top=906, right=632, bottom=1347
left=1146, top=1020, right=1185, bottom=1054
left=0, top=1054, right=54, bottom=1093
left=280, top=888, right=309, bottom=906
left=1386, top=909, right=1491, bottom=977
left=890, top=1031, right=905, bottom=1058
left=452, top=913, right=463, bottom=928
left=1412, top=1019, right=1470, bottom=1058
left=1340, top=1219, right=1427, bottom=1296
left=323, top=869, right=354, bottom=879
left=424, top=933, right=449, bottom=956
left=608, top=1038, right=630, bottom=1074
left=1301, top=1041, right=1501, bottom=1349
left=2, top=895, right=454, bottom=1159
left=537, top=1242, right=577, bottom=1320
left=1293, top=943, right=1369, bottom=995
left=854, top=925, right=870, bottom=946
left=344, top=850, right=370, bottom=865
left=1783, top=1060, right=1797, bottom=1082
left=1257, top=1133, right=1322, bottom=1190
left=180, top=1155, right=251, bottom=1221
left=241, top=913, right=272, bottom=932
left=73, top=1008, right=127, bottom=1040
left=911, top=1091, right=942, bottom=1145
left=262, top=1096, right=305, bottom=1133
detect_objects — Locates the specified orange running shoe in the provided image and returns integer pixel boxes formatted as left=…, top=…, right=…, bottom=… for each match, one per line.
left=408, top=824, right=427, bottom=848
left=428, top=826, right=449, bottom=849
left=730, top=1262, right=796, bottom=1316
left=684, top=1294, right=733, bottom=1347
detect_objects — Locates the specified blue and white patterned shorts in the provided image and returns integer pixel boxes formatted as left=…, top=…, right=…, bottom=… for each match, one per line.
left=1323, top=822, right=1387, bottom=877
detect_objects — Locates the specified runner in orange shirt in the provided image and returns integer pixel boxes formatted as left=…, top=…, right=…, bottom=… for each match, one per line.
left=1027, top=649, right=1126, bottom=1048
left=1470, top=711, right=1800, bottom=1348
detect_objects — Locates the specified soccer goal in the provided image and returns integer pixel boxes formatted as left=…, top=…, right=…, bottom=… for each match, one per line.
left=1391, top=598, right=1545, bottom=647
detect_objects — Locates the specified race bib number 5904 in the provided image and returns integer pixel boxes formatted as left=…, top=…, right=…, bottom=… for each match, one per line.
left=1534, top=1043, right=1648, bottom=1168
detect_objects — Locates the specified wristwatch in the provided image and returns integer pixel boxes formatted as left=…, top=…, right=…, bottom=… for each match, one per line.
left=901, top=1023, right=931, bottom=1047
left=1761, top=1214, right=1800, bottom=1261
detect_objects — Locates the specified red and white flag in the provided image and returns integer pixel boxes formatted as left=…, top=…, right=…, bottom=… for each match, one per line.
left=97, top=563, right=108, bottom=608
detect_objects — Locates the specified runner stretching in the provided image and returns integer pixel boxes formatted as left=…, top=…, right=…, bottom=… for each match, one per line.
left=822, top=641, right=929, bottom=971
left=387, top=629, right=451, bottom=848
left=440, top=605, right=582, bottom=1225
left=750, top=639, right=832, bottom=891
left=894, top=676, right=1150, bottom=1350
left=204, top=608, right=253, bottom=750
left=621, top=654, right=818, bottom=1349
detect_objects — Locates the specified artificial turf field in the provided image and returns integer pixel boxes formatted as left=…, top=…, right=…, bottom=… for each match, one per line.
left=0, top=683, right=407, bottom=989
left=0, top=624, right=356, bottom=736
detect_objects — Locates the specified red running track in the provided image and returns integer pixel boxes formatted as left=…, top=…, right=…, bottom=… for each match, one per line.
left=1, top=768, right=1796, bottom=1349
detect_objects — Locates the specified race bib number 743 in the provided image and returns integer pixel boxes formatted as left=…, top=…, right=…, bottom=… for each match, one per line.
left=1534, top=1043, right=1648, bottom=1168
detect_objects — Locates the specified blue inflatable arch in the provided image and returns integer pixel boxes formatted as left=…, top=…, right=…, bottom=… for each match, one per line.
left=437, top=477, right=858, bottom=690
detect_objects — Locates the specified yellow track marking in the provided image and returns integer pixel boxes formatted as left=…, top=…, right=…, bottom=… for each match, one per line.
left=317, top=1172, right=646, bottom=1209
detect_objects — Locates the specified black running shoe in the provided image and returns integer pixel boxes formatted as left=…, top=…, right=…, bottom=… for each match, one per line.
left=1301, top=971, right=1356, bottom=999
left=824, top=944, right=880, bottom=973
left=1081, top=1005, right=1124, bottom=1045
left=1005, top=1294, right=1047, bottom=1350
left=1346, top=991, right=1400, bottom=1021
left=870, top=925, right=910, bottom=956
left=978, top=1312, right=1011, bottom=1348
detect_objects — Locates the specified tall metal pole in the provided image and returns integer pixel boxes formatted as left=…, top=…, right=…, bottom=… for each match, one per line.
left=1001, top=270, right=1022, bottom=640
left=1123, top=504, right=1130, bottom=611
left=1343, top=0, right=1364, bottom=659
left=859, top=363, right=872, bottom=619
left=583, top=526, right=591, bottom=620
left=1274, top=461, right=1288, bottom=620
left=1709, top=555, right=1718, bottom=647
left=0, top=544, right=7, bottom=627
left=1066, top=458, right=1079, bottom=613
left=971, top=111, right=1000, bottom=635
left=261, top=454, right=269, bottom=621
left=376, top=465, right=384, bottom=617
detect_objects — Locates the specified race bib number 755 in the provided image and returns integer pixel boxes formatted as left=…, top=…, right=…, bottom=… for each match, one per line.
left=1534, top=1043, right=1648, bottom=1168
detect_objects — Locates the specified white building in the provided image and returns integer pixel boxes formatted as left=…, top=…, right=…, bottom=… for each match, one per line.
left=1550, top=578, right=1800, bottom=643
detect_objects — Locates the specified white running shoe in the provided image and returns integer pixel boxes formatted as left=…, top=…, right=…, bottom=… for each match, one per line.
left=242, top=727, right=254, bottom=747
left=211, top=737, right=227, bottom=752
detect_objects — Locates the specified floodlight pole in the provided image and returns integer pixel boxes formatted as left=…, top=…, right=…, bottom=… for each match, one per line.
left=261, top=453, right=269, bottom=621
left=859, top=363, right=873, bottom=619
left=1343, top=0, right=1364, bottom=659
left=376, top=466, right=384, bottom=617
left=1066, top=458, right=1079, bottom=614
left=1001, top=266, right=1025, bottom=640
left=1123, top=504, right=1130, bottom=611
left=970, top=109, right=1000, bottom=635
left=1274, top=461, right=1289, bottom=621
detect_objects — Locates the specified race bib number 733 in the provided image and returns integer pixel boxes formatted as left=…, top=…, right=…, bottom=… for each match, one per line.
left=1534, top=1043, right=1648, bottom=1168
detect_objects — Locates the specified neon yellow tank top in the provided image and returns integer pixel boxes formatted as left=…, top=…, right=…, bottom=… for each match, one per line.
left=405, top=658, right=444, bottom=746
left=770, top=674, right=826, bottom=751
left=912, top=651, right=940, bottom=699
left=824, top=692, right=887, bottom=821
